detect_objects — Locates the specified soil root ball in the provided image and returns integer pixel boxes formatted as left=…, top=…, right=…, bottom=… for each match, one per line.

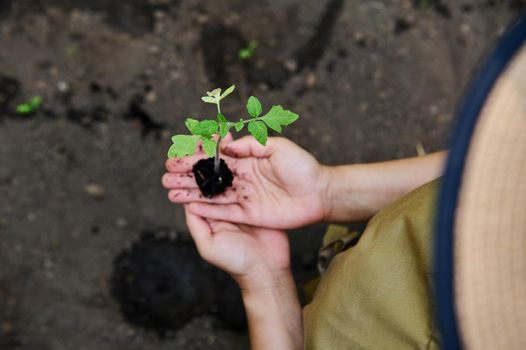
left=192, top=158, right=233, bottom=198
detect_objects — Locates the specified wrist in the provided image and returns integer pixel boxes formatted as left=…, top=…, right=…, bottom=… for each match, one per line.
left=239, top=267, right=303, bottom=350
left=319, top=164, right=375, bottom=223
left=319, top=165, right=338, bottom=223
left=235, top=265, right=294, bottom=295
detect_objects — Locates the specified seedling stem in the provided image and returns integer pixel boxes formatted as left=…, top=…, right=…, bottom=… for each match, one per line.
left=214, top=101, right=222, bottom=173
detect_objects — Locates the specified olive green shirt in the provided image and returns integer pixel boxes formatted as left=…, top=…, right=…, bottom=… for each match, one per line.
left=304, top=180, right=440, bottom=349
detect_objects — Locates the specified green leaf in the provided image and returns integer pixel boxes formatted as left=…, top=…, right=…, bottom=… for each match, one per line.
left=168, top=135, right=200, bottom=158
left=30, top=96, right=43, bottom=108
left=168, top=144, right=178, bottom=158
left=217, top=113, right=227, bottom=124
left=238, top=48, right=252, bottom=60
left=261, top=105, right=299, bottom=133
left=192, top=120, right=218, bottom=137
left=185, top=118, right=199, bottom=133
left=201, top=137, right=217, bottom=157
left=201, top=96, right=216, bottom=104
left=16, top=103, right=32, bottom=115
left=16, top=96, right=43, bottom=115
left=219, top=122, right=228, bottom=138
left=220, top=85, right=235, bottom=100
left=235, top=119, right=244, bottom=132
left=215, top=114, right=230, bottom=138
left=206, top=88, right=222, bottom=98
left=239, top=41, right=258, bottom=60
left=248, top=121, right=268, bottom=145
left=247, top=96, right=263, bottom=118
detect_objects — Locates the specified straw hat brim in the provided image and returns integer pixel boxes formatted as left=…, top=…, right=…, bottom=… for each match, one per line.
left=435, top=15, right=526, bottom=350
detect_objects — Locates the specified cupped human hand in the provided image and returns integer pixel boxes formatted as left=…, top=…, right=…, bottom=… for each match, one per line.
left=163, top=136, right=330, bottom=229
left=185, top=207, right=291, bottom=289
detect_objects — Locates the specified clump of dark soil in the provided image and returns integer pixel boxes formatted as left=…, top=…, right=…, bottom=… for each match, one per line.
left=0, top=0, right=180, bottom=37
left=200, top=22, right=247, bottom=89
left=122, top=96, right=165, bottom=138
left=0, top=75, right=20, bottom=118
left=485, top=0, right=526, bottom=10
left=394, top=18, right=413, bottom=35
left=294, top=0, right=345, bottom=73
left=111, top=233, right=246, bottom=336
left=412, top=0, right=452, bottom=18
left=66, top=105, right=109, bottom=127
left=0, top=278, right=22, bottom=349
left=192, top=158, right=233, bottom=198
left=199, top=0, right=345, bottom=90
left=111, top=234, right=211, bottom=335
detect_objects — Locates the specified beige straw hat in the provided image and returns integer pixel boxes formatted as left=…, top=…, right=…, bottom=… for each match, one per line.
left=435, top=15, right=526, bottom=350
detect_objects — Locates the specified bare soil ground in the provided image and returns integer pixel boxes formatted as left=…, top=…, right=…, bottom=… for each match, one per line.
left=0, top=0, right=523, bottom=349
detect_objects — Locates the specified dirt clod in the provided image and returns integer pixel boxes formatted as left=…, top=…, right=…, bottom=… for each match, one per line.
left=192, top=158, right=233, bottom=198
left=111, top=233, right=247, bottom=335
left=111, top=234, right=211, bottom=335
left=0, top=75, right=20, bottom=117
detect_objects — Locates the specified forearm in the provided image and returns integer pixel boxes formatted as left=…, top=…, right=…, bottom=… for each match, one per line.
left=238, top=270, right=303, bottom=350
left=323, top=151, right=447, bottom=222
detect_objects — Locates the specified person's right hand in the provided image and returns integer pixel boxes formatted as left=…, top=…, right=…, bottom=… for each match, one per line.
left=163, top=137, right=330, bottom=229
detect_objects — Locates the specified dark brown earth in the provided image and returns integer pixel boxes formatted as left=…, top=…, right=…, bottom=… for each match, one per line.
left=0, top=0, right=524, bottom=349
left=192, top=158, right=233, bottom=198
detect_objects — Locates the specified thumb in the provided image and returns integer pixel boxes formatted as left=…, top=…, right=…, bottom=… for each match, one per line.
left=185, top=206, right=212, bottom=257
left=213, top=132, right=234, bottom=143
left=221, top=135, right=274, bottom=158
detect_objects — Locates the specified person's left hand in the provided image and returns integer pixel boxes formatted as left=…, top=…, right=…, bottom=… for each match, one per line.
left=163, top=136, right=329, bottom=230
left=184, top=206, right=291, bottom=290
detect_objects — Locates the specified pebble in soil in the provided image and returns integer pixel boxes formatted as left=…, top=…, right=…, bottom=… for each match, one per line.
left=192, top=158, right=233, bottom=198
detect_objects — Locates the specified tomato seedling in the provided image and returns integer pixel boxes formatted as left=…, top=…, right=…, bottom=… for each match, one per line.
left=238, top=41, right=258, bottom=60
left=167, top=85, right=299, bottom=197
left=16, top=96, right=43, bottom=115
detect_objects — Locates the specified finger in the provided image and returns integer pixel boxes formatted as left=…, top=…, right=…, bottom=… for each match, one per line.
left=221, top=135, right=275, bottom=158
left=187, top=202, right=248, bottom=224
left=168, top=188, right=237, bottom=204
left=207, top=219, right=239, bottom=232
left=165, top=154, right=208, bottom=173
left=162, top=173, right=198, bottom=189
left=185, top=207, right=212, bottom=255
left=207, top=132, right=233, bottom=144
